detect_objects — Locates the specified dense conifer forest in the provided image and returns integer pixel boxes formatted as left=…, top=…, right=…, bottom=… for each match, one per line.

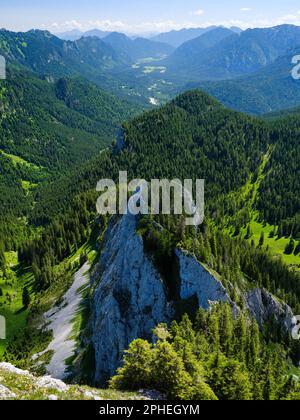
left=1, top=36, right=300, bottom=398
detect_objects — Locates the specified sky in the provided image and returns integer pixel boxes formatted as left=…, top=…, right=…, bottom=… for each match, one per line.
left=1, top=0, right=300, bottom=35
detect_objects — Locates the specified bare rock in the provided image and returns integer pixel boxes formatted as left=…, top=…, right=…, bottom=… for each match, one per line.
left=0, top=362, right=33, bottom=378
left=246, top=288, right=294, bottom=331
left=0, top=384, right=16, bottom=400
left=36, top=376, right=69, bottom=392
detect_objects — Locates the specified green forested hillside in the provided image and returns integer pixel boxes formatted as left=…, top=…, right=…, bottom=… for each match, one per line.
left=164, top=25, right=300, bottom=82
left=111, top=308, right=300, bottom=400
left=0, top=29, right=126, bottom=78
left=164, top=27, right=235, bottom=71
left=17, top=91, right=300, bottom=300
left=21, top=90, right=300, bottom=249
left=0, top=67, right=138, bottom=249
left=1, top=21, right=300, bottom=401
left=1, top=89, right=300, bottom=400
left=185, top=46, right=300, bottom=115
left=102, top=32, right=174, bottom=61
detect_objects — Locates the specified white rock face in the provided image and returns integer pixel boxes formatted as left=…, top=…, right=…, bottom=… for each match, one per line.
left=92, top=214, right=173, bottom=384
left=48, top=394, right=58, bottom=401
left=246, top=288, right=294, bottom=331
left=36, top=376, right=69, bottom=392
left=0, top=384, right=16, bottom=400
left=34, top=262, right=90, bottom=379
left=0, top=362, right=33, bottom=378
left=91, top=215, right=293, bottom=385
left=176, top=249, right=232, bottom=310
left=91, top=215, right=235, bottom=385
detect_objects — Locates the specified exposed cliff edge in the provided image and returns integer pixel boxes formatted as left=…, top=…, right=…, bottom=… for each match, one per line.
left=176, top=249, right=233, bottom=310
left=91, top=214, right=294, bottom=385
left=92, top=215, right=235, bottom=385
left=246, top=288, right=294, bottom=331
left=92, top=214, right=173, bottom=385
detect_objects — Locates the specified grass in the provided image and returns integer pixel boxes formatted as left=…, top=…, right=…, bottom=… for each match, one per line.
left=0, top=150, right=41, bottom=171
left=217, top=148, right=300, bottom=270
left=20, top=225, right=102, bottom=374
left=0, top=252, right=34, bottom=357
left=0, top=365, right=145, bottom=400
left=143, top=66, right=166, bottom=74
left=288, top=365, right=300, bottom=381
left=136, top=56, right=166, bottom=64
left=21, top=180, right=38, bottom=195
left=240, top=218, right=300, bottom=269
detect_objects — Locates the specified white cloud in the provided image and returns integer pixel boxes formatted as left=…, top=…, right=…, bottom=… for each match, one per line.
left=240, top=8, right=252, bottom=12
left=47, top=11, right=300, bottom=36
left=193, top=9, right=205, bottom=17
left=50, top=19, right=207, bottom=34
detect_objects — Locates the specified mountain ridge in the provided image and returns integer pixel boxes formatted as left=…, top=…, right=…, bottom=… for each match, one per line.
left=164, top=24, right=300, bottom=81
left=102, top=31, right=174, bottom=61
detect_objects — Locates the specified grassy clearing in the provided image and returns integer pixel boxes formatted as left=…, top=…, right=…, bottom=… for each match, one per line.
left=218, top=148, right=299, bottom=270
left=288, top=365, right=300, bottom=381
left=21, top=180, right=38, bottom=195
left=0, top=150, right=41, bottom=171
left=136, top=56, right=166, bottom=64
left=143, top=66, right=166, bottom=74
left=0, top=252, right=34, bottom=357
left=241, top=218, right=300, bottom=269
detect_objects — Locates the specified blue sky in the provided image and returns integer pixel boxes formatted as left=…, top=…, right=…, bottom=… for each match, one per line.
left=1, top=0, right=300, bottom=34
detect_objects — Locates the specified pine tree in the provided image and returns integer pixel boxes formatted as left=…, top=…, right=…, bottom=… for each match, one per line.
left=208, top=310, right=220, bottom=351
left=285, top=238, right=295, bottom=255
left=259, top=232, right=265, bottom=247
left=109, top=339, right=154, bottom=390
left=247, top=319, right=260, bottom=367
left=153, top=340, right=192, bottom=399
left=22, top=287, right=31, bottom=309
left=294, top=241, right=300, bottom=256
left=219, top=304, right=233, bottom=355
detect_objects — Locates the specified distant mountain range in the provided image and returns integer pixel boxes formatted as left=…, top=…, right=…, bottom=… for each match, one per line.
left=57, top=29, right=110, bottom=41
left=151, top=26, right=242, bottom=47
left=57, top=25, right=243, bottom=47
left=0, top=29, right=126, bottom=76
left=102, top=32, right=174, bottom=61
left=2, top=24, right=300, bottom=115
left=164, top=24, right=300, bottom=82
left=191, top=46, right=300, bottom=115
left=164, top=27, right=235, bottom=69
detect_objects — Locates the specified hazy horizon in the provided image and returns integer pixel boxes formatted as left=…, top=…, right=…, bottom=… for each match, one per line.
left=1, top=0, right=300, bottom=35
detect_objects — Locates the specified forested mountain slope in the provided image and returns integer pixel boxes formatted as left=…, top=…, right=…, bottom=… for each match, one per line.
left=29, top=90, right=270, bottom=223
left=26, top=90, right=300, bottom=266
left=102, top=32, right=174, bottom=61
left=0, top=29, right=141, bottom=102
left=0, top=67, right=138, bottom=248
left=0, top=29, right=127, bottom=77
left=186, top=46, right=300, bottom=115
left=23, top=89, right=300, bottom=240
left=164, top=27, right=235, bottom=69
left=2, top=89, right=300, bottom=400
left=0, top=29, right=163, bottom=105
left=151, top=26, right=219, bottom=48
left=165, top=25, right=300, bottom=81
